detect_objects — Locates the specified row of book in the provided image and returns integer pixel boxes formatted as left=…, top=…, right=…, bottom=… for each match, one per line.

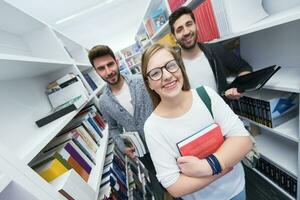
left=256, top=157, right=297, bottom=198
left=31, top=104, right=106, bottom=199
left=36, top=73, right=91, bottom=127
left=83, top=69, right=105, bottom=91
left=98, top=139, right=129, bottom=200
left=126, top=156, right=153, bottom=200
left=125, top=54, right=141, bottom=68
left=120, top=43, right=141, bottom=59
left=47, top=73, right=89, bottom=109
left=228, top=89, right=299, bottom=128
left=144, top=7, right=168, bottom=38
left=167, top=0, right=269, bottom=41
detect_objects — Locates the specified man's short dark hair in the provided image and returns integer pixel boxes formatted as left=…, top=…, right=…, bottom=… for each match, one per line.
left=88, top=45, right=116, bottom=67
left=168, top=6, right=195, bottom=34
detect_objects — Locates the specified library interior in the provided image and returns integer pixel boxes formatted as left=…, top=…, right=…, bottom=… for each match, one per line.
left=0, top=0, right=299, bottom=200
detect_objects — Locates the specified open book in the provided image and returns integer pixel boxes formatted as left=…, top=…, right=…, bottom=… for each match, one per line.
left=177, top=123, right=224, bottom=159
left=121, top=132, right=146, bottom=157
left=226, top=65, right=281, bottom=93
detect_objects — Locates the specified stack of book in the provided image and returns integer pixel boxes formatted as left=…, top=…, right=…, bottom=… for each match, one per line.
left=229, top=89, right=299, bottom=128
left=31, top=104, right=106, bottom=199
left=83, top=69, right=104, bottom=91
left=98, top=139, right=129, bottom=200
left=193, top=0, right=220, bottom=42
left=167, top=0, right=268, bottom=40
left=167, top=0, right=187, bottom=12
left=36, top=73, right=89, bottom=127
left=157, top=33, right=177, bottom=47
left=256, top=157, right=297, bottom=198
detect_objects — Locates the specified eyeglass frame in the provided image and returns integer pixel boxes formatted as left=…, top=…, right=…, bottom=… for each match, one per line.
left=146, top=59, right=180, bottom=81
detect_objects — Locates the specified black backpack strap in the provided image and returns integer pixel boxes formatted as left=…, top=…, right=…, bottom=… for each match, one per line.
left=196, top=86, right=214, bottom=119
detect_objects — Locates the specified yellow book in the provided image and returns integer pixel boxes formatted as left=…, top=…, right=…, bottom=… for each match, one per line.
left=36, top=158, right=69, bottom=182
left=156, top=33, right=177, bottom=47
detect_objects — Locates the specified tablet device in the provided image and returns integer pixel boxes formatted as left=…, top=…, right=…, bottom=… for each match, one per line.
left=227, top=65, right=281, bottom=93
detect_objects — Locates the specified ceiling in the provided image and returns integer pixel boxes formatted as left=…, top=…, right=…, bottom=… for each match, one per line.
left=6, top=0, right=150, bottom=51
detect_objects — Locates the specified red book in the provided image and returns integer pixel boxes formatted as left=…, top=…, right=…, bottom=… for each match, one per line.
left=177, top=123, right=224, bottom=159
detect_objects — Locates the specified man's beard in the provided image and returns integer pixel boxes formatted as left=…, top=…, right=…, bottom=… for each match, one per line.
left=178, top=32, right=197, bottom=50
left=104, top=71, right=120, bottom=85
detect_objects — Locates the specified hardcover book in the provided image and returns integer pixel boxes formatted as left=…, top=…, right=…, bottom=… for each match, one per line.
left=177, top=123, right=224, bottom=159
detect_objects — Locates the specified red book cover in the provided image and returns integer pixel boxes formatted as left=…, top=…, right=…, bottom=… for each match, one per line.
left=177, top=123, right=224, bottom=159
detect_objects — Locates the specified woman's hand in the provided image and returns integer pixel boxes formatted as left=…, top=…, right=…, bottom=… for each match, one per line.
left=177, top=156, right=212, bottom=178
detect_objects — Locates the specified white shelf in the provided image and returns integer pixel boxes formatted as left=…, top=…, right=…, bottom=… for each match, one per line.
left=129, top=62, right=141, bottom=69
left=262, top=67, right=300, bottom=93
left=0, top=1, right=44, bottom=35
left=254, top=133, right=298, bottom=177
left=252, top=168, right=295, bottom=200
left=212, top=5, right=300, bottom=43
left=92, top=83, right=106, bottom=97
left=76, top=62, right=92, bottom=72
left=227, top=67, right=300, bottom=93
left=88, top=128, right=109, bottom=199
left=0, top=54, right=73, bottom=81
left=0, top=75, right=93, bottom=164
left=0, top=173, right=11, bottom=193
left=150, top=22, right=170, bottom=42
left=240, top=116, right=299, bottom=143
left=124, top=52, right=141, bottom=60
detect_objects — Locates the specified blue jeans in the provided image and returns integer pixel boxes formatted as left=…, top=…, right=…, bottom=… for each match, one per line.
left=231, top=188, right=246, bottom=200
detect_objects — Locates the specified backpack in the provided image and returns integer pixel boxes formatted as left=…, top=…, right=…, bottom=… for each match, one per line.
left=196, top=86, right=214, bottom=119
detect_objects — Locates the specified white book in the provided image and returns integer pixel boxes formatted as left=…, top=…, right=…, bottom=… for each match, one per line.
left=50, top=169, right=95, bottom=200
left=121, top=132, right=146, bottom=157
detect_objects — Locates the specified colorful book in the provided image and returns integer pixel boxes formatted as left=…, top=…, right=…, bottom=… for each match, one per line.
left=34, top=158, right=69, bottom=182
left=177, top=123, right=224, bottom=159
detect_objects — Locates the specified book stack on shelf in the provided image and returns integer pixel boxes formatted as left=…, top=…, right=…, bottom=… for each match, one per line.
left=126, top=157, right=154, bottom=200
left=120, top=43, right=142, bottom=75
left=192, top=0, right=220, bottom=42
left=256, top=157, right=297, bottom=198
left=30, top=104, right=106, bottom=200
left=98, top=139, right=128, bottom=200
left=144, top=7, right=168, bottom=38
left=36, top=73, right=90, bottom=127
left=156, top=33, right=177, bottom=47
left=167, top=0, right=188, bottom=12
left=114, top=51, right=132, bottom=76
left=229, top=89, right=299, bottom=128
left=83, top=69, right=105, bottom=92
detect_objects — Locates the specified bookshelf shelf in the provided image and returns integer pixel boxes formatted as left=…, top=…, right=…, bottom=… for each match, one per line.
left=87, top=128, right=109, bottom=199
left=124, top=52, right=141, bottom=60
left=254, top=133, right=298, bottom=177
left=129, top=62, right=141, bottom=69
left=212, top=5, right=300, bottom=43
left=150, top=22, right=170, bottom=42
left=252, top=168, right=296, bottom=200
left=0, top=54, right=73, bottom=80
left=0, top=1, right=44, bottom=35
left=262, top=67, right=300, bottom=93
left=92, top=83, right=106, bottom=97
left=0, top=173, right=11, bottom=193
left=76, top=62, right=93, bottom=72
left=240, top=116, right=299, bottom=143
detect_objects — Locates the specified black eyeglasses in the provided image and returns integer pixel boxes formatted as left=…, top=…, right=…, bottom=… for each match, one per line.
left=146, top=60, right=180, bottom=81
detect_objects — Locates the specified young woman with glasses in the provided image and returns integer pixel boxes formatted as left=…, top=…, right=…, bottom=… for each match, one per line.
left=141, top=44, right=252, bottom=200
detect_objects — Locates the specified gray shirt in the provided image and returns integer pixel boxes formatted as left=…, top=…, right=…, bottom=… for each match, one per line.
left=99, top=74, right=153, bottom=153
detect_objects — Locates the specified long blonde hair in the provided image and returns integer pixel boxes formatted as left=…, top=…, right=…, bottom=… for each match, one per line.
left=141, top=44, right=190, bottom=108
